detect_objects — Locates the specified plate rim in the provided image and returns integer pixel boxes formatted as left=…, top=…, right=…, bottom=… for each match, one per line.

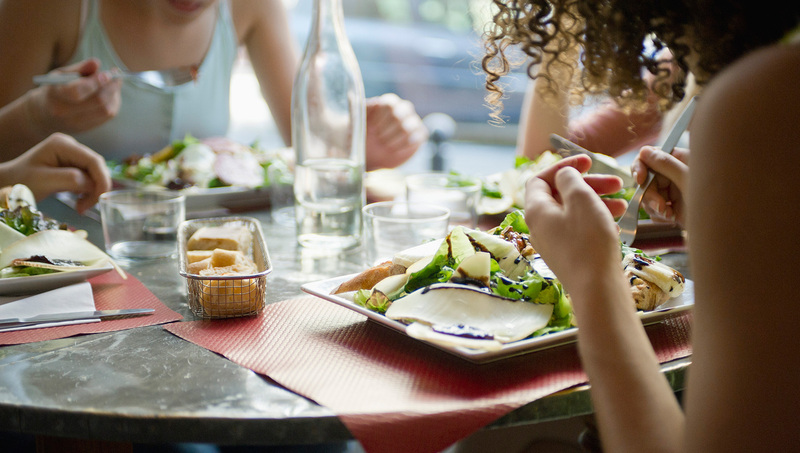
left=0, top=263, right=114, bottom=296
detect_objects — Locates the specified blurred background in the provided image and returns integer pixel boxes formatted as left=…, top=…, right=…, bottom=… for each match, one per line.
left=228, top=0, right=527, bottom=178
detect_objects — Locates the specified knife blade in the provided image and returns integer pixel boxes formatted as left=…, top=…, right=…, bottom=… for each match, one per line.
left=549, top=134, right=635, bottom=187
left=0, top=308, right=155, bottom=329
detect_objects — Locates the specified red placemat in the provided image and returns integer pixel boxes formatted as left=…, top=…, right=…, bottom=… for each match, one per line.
left=166, top=296, right=693, bottom=453
left=0, top=271, right=182, bottom=346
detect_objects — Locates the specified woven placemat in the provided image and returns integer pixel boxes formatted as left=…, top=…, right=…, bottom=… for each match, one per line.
left=166, top=296, right=692, bottom=452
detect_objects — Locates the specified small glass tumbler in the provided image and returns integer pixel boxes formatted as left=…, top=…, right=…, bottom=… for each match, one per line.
left=362, top=201, right=450, bottom=266
left=99, top=190, right=185, bottom=261
left=405, top=172, right=481, bottom=228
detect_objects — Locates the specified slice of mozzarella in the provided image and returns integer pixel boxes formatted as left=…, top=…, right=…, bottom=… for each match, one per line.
left=405, top=322, right=504, bottom=351
left=385, top=283, right=553, bottom=344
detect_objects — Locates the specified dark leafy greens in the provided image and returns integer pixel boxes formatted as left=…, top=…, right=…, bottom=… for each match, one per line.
left=0, top=206, right=67, bottom=236
left=353, top=211, right=576, bottom=338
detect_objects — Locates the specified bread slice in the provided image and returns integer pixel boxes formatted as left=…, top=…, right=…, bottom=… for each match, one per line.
left=187, top=226, right=251, bottom=252
left=332, top=261, right=406, bottom=294
left=186, top=250, right=214, bottom=264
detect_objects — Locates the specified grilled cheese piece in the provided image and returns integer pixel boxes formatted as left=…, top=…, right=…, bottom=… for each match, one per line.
left=622, top=253, right=685, bottom=310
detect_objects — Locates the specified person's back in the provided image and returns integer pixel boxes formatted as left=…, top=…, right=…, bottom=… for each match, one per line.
left=682, top=40, right=800, bottom=451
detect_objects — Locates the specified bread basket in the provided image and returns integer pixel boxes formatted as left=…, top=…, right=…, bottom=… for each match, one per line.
left=178, top=217, right=272, bottom=319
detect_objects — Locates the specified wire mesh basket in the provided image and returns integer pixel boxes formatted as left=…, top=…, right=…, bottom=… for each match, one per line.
left=178, top=217, right=272, bottom=319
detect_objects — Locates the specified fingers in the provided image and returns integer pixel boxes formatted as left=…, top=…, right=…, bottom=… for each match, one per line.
left=38, top=76, right=121, bottom=134
left=533, top=155, right=622, bottom=208
left=49, top=58, right=113, bottom=102
left=631, top=146, right=689, bottom=191
left=23, top=133, right=111, bottom=212
left=553, top=166, right=603, bottom=211
left=583, top=174, right=623, bottom=197
left=535, top=154, right=593, bottom=183
left=56, top=58, right=102, bottom=77
left=528, top=165, right=625, bottom=222
left=49, top=134, right=111, bottom=194
left=631, top=146, right=688, bottom=225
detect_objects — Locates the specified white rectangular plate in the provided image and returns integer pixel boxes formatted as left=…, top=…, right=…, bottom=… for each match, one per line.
left=0, top=264, right=114, bottom=296
left=302, top=276, right=694, bottom=363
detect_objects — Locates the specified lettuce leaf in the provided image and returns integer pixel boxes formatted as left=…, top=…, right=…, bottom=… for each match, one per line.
left=496, top=209, right=529, bottom=234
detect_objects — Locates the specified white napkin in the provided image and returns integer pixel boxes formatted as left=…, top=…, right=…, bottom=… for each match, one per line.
left=0, top=282, right=98, bottom=332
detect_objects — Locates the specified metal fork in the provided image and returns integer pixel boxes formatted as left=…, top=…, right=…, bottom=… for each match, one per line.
left=33, top=65, right=198, bottom=89
left=618, top=96, right=697, bottom=245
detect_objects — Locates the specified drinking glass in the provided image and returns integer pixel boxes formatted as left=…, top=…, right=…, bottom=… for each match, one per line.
left=99, top=190, right=185, bottom=261
left=405, top=173, right=481, bottom=227
left=363, top=201, right=450, bottom=266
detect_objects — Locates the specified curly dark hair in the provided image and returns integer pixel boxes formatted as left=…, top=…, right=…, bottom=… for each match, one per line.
left=482, top=0, right=800, bottom=121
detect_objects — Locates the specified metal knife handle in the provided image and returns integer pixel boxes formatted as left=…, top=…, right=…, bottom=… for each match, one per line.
left=658, top=96, right=698, bottom=155
left=0, top=308, right=154, bottom=328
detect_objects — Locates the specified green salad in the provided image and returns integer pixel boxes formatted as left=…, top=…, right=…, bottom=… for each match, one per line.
left=352, top=210, right=575, bottom=343
left=0, top=206, right=69, bottom=278
left=109, top=134, right=292, bottom=191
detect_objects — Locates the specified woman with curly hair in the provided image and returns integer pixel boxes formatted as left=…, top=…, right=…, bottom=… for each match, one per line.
left=483, top=1, right=800, bottom=452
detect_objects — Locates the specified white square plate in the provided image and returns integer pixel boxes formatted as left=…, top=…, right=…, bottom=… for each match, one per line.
left=302, top=276, right=694, bottom=363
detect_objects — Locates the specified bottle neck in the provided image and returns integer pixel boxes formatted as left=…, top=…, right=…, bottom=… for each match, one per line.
left=311, top=0, right=346, bottom=45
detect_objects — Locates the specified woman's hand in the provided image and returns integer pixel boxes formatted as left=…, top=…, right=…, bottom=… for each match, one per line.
left=525, top=155, right=626, bottom=298
left=0, top=133, right=112, bottom=214
left=365, top=93, right=428, bottom=170
left=630, top=146, right=689, bottom=226
left=26, top=58, right=122, bottom=136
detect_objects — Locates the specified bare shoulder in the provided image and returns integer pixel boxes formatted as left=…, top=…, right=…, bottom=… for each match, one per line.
left=0, top=0, right=83, bottom=66
left=693, top=44, right=800, bottom=169
left=698, top=44, right=800, bottom=139
left=230, top=0, right=285, bottom=44
left=0, top=0, right=82, bottom=37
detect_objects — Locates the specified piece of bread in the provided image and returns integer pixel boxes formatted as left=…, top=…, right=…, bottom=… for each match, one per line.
left=186, top=250, right=213, bottom=264
left=187, top=257, right=212, bottom=274
left=332, top=261, right=406, bottom=294
left=198, top=278, right=261, bottom=317
left=187, top=249, right=257, bottom=276
left=187, top=226, right=251, bottom=252
left=209, top=248, right=245, bottom=268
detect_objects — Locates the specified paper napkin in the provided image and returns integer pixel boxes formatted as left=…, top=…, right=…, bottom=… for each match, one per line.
left=0, top=281, right=98, bottom=332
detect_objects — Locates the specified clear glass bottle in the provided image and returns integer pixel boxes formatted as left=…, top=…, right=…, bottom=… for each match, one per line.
left=292, top=0, right=366, bottom=250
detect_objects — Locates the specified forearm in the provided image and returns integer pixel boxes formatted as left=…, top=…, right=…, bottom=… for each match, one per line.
left=573, top=276, right=685, bottom=453
left=570, top=100, right=662, bottom=158
left=517, top=76, right=570, bottom=160
left=0, top=92, right=48, bottom=160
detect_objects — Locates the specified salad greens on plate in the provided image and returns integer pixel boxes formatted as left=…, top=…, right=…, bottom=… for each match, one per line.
left=109, top=134, right=292, bottom=191
left=352, top=210, right=576, bottom=346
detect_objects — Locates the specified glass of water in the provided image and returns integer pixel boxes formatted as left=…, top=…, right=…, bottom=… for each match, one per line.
left=362, top=201, right=450, bottom=266
left=405, top=173, right=481, bottom=228
left=99, top=190, right=185, bottom=261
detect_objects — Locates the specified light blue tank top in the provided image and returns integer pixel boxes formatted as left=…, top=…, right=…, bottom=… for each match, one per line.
left=68, top=0, right=238, bottom=161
